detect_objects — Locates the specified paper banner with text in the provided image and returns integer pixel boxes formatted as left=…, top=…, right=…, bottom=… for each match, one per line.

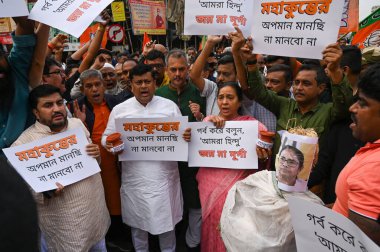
left=129, top=0, right=166, bottom=35
left=28, top=0, right=114, bottom=38
left=184, top=0, right=253, bottom=36
left=115, top=117, right=189, bottom=161
left=0, top=0, right=29, bottom=18
left=288, top=197, right=379, bottom=252
left=251, top=0, right=345, bottom=59
left=188, top=121, right=258, bottom=169
left=3, top=128, right=101, bottom=193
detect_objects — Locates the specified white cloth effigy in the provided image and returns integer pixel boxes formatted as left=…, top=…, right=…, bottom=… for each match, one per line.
left=221, top=170, right=323, bottom=252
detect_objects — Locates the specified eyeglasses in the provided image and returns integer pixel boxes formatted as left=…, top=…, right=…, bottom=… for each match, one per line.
left=279, top=156, right=299, bottom=167
left=48, top=69, right=65, bottom=76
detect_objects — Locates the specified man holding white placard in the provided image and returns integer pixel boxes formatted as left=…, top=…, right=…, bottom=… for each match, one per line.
left=102, top=64, right=183, bottom=252
left=12, top=85, right=110, bottom=251
left=244, top=40, right=353, bottom=161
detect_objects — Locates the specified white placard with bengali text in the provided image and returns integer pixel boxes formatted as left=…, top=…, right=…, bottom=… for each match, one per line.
left=184, top=0, right=254, bottom=36
left=3, top=127, right=101, bottom=193
left=251, top=0, right=345, bottom=59
left=0, top=0, right=29, bottom=18
left=28, top=0, right=114, bottom=38
left=115, top=117, right=189, bottom=162
left=188, top=121, right=258, bottom=169
left=288, top=197, right=379, bottom=252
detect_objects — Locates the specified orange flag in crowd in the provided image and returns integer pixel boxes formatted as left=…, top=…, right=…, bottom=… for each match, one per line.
left=352, top=8, right=380, bottom=48
left=142, top=32, right=150, bottom=51
left=80, top=23, right=108, bottom=48
left=339, top=0, right=359, bottom=34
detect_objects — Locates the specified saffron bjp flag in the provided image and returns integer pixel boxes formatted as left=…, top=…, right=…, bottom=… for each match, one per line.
left=142, top=32, right=150, bottom=51
left=351, top=8, right=380, bottom=48
left=339, top=0, right=359, bottom=34
left=79, top=23, right=107, bottom=48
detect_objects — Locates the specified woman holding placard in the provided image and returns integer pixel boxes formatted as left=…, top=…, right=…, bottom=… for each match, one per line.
left=183, top=82, right=271, bottom=252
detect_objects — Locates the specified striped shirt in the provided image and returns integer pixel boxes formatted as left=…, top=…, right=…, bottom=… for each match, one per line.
left=12, top=118, right=110, bottom=252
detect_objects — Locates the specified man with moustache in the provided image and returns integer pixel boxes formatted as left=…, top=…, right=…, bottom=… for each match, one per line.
left=156, top=49, right=205, bottom=251
left=333, top=63, right=380, bottom=246
left=12, top=84, right=110, bottom=251
left=145, top=49, right=170, bottom=88
left=42, top=58, right=67, bottom=95
left=246, top=42, right=353, bottom=158
left=265, top=64, right=293, bottom=98
left=119, top=58, right=138, bottom=93
left=69, top=69, right=127, bottom=249
left=100, top=63, right=119, bottom=95
left=102, top=64, right=183, bottom=252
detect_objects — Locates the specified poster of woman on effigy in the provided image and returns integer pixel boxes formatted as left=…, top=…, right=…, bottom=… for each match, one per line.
left=276, top=130, right=318, bottom=192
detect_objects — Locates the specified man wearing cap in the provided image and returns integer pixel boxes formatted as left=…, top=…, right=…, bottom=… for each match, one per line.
left=100, top=63, right=119, bottom=95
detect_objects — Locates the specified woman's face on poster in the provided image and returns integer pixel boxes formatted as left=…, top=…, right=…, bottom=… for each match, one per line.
left=277, top=148, right=302, bottom=186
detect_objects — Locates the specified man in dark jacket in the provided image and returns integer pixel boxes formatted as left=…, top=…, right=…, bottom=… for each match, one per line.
left=69, top=69, right=132, bottom=250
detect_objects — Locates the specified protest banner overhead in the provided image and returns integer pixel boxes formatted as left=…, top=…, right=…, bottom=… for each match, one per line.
left=184, top=0, right=253, bottom=36
left=188, top=121, right=259, bottom=169
left=28, top=0, right=114, bottom=38
left=3, top=128, right=101, bottom=193
left=0, top=0, right=29, bottom=18
left=251, top=0, right=345, bottom=59
left=115, top=117, right=189, bottom=161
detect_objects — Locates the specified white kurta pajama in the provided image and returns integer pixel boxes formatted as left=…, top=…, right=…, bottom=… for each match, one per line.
left=102, top=96, right=183, bottom=235
left=12, top=118, right=110, bottom=252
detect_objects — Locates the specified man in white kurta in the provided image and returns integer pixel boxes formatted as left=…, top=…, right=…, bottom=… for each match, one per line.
left=12, top=85, right=110, bottom=252
left=102, top=64, right=183, bottom=252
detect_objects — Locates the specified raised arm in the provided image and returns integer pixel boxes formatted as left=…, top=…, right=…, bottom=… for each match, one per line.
left=229, top=27, right=249, bottom=94
left=323, top=43, right=353, bottom=122
left=70, top=40, right=91, bottom=61
left=189, top=35, right=223, bottom=92
left=29, top=23, right=50, bottom=88
left=80, top=10, right=111, bottom=73
left=45, top=33, right=68, bottom=58
left=12, top=16, right=34, bottom=36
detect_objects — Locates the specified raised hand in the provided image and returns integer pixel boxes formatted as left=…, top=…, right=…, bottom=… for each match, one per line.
left=73, top=99, right=86, bottom=123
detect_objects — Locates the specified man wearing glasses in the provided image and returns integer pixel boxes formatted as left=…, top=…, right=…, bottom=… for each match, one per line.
left=145, top=49, right=170, bottom=88
left=42, top=58, right=67, bottom=94
left=276, top=145, right=307, bottom=192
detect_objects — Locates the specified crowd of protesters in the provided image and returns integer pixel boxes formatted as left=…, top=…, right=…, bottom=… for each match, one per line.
left=0, top=10, right=379, bottom=252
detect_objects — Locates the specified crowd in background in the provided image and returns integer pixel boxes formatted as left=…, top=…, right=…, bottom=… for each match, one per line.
left=1, top=8, right=380, bottom=252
